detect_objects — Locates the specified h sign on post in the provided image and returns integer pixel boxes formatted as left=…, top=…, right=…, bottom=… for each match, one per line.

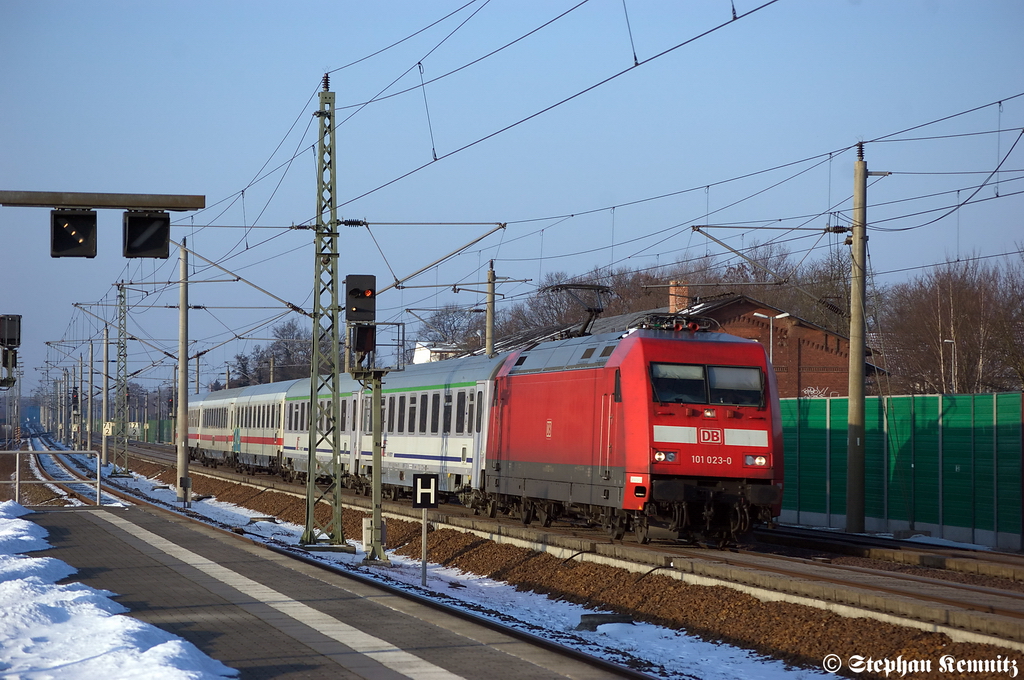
left=412, top=473, right=439, bottom=509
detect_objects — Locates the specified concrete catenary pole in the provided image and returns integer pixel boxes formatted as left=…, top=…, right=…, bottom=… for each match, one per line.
left=102, top=327, right=109, bottom=465
left=846, top=142, right=890, bottom=535
left=78, top=355, right=84, bottom=449
left=846, top=144, right=868, bottom=534
left=87, top=342, right=93, bottom=451
left=485, top=261, right=495, bottom=358
left=177, top=238, right=191, bottom=507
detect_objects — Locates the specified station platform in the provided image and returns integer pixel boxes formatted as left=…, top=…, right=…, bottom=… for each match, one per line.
left=26, top=505, right=619, bottom=680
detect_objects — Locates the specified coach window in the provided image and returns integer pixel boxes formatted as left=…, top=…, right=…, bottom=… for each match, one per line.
left=363, top=396, right=372, bottom=434
left=430, top=393, right=441, bottom=434
left=419, top=393, right=429, bottom=433
left=442, top=393, right=453, bottom=434
left=387, top=396, right=395, bottom=433
left=476, top=390, right=484, bottom=433
left=408, top=396, right=416, bottom=435
left=397, top=396, right=406, bottom=433
left=455, top=391, right=466, bottom=434
left=466, top=392, right=474, bottom=435
left=338, top=399, right=346, bottom=431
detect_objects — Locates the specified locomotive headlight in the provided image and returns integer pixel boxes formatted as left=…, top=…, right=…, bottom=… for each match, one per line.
left=653, top=451, right=677, bottom=462
left=654, top=451, right=666, bottom=462
left=703, top=408, right=716, bottom=418
left=745, top=455, right=768, bottom=466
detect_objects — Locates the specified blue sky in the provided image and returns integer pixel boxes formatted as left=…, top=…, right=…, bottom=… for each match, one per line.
left=2, top=1, right=1022, bottom=396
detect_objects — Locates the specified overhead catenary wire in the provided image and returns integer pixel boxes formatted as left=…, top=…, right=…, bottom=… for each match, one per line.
left=333, top=0, right=783, bottom=210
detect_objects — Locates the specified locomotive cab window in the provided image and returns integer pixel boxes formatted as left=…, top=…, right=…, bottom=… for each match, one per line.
left=651, top=364, right=765, bottom=405
left=650, top=363, right=763, bottom=407
left=708, top=366, right=763, bottom=406
left=650, top=363, right=706, bottom=404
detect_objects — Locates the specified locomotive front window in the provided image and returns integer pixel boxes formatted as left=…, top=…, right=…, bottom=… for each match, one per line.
left=708, top=366, right=763, bottom=406
left=650, top=363, right=764, bottom=406
left=650, top=363, right=706, bottom=404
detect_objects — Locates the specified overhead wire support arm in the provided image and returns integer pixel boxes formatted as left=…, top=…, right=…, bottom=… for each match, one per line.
left=377, top=223, right=506, bottom=294
left=170, top=239, right=310, bottom=318
left=691, top=225, right=845, bottom=316
left=72, top=303, right=178, bottom=361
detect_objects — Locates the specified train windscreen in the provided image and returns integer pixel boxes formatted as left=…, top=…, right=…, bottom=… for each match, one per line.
left=650, top=363, right=763, bottom=407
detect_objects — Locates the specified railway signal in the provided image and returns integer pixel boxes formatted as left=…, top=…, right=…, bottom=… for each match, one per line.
left=50, top=210, right=98, bottom=258
left=123, top=211, right=171, bottom=258
left=346, top=275, right=376, bottom=321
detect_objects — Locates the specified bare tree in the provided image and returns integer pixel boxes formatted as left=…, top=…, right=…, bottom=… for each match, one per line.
left=268, top=317, right=312, bottom=381
left=990, top=249, right=1024, bottom=387
left=422, top=304, right=478, bottom=346
left=876, top=258, right=1020, bottom=394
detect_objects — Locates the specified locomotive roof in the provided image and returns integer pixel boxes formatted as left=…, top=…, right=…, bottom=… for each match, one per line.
left=505, top=328, right=756, bottom=376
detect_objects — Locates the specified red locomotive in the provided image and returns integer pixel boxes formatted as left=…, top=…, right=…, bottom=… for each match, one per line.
left=476, top=314, right=783, bottom=544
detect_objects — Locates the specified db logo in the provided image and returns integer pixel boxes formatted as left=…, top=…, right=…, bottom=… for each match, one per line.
left=699, top=428, right=723, bottom=444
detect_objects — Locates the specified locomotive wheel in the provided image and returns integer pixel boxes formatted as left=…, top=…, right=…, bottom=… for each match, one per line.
left=633, top=517, right=651, bottom=545
left=605, top=515, right=627, bottom=540
left=519, top=499, right=534, bottom=525
left=729, top=504, right=750, bottom=536
left=535, top=504, right=554, bottom=528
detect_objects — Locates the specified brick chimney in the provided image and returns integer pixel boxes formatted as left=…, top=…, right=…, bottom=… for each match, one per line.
left=668, top=281, right=689, bottom=313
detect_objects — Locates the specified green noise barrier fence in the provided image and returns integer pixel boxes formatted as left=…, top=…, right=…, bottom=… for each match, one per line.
left=780, top=392, right=1023, bottom=550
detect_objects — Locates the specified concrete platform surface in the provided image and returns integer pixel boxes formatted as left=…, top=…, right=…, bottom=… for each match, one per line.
left=26, top=505, right=621, bottom=680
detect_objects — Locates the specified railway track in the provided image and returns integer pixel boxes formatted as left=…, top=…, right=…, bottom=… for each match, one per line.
left=753, top=524, right=1024, bottom=583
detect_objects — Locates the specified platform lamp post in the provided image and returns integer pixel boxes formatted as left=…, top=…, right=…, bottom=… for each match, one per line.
left=752, top=311, right=790, bottom=365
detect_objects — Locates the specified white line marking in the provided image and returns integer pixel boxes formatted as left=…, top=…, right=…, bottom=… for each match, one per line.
left=95, top=512, right=466, bottom=680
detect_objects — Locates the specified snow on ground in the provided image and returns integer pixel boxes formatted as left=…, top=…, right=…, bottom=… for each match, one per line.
left=0, top=500, right=238, bottom=679
left=1, top=457, right=832, bottom=679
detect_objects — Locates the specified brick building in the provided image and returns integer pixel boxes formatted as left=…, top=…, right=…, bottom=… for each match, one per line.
left=663, top=283, right=871, bottom=398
